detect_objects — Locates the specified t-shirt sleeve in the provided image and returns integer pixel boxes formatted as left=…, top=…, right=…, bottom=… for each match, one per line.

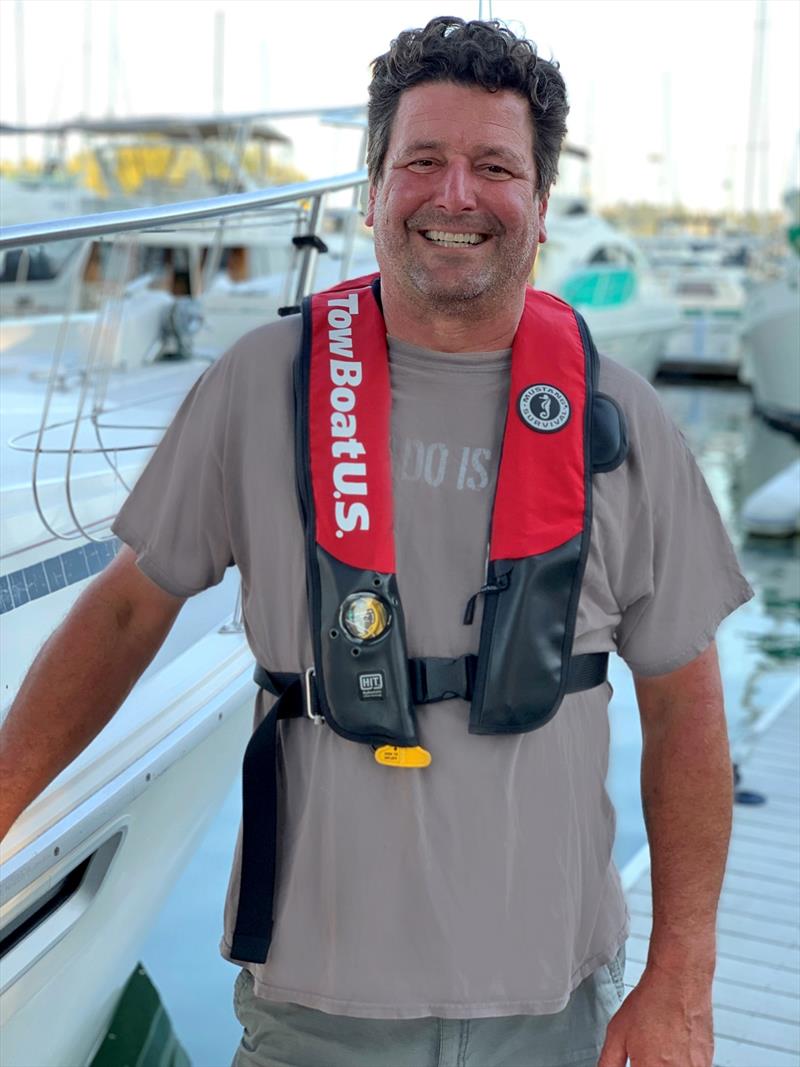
left=111, top=353, right=235, bottom=597
left=613, top=378, right=753, bottom=676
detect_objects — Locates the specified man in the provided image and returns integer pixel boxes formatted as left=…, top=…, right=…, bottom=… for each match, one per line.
left=0, top=18, right=752, bottom=1067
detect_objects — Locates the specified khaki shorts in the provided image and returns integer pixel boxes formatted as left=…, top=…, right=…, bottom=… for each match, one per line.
left=230, top=946, right=626, bottom=1067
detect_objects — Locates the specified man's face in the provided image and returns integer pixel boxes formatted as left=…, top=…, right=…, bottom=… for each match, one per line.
left=365, top=81, right=548, bottom=313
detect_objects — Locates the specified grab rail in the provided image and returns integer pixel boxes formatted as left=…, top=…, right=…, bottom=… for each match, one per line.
left=0, top=169, right=368, bottom=248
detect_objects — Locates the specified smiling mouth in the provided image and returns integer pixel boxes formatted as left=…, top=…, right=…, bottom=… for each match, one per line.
left=420, top=230, right=488, bottom=247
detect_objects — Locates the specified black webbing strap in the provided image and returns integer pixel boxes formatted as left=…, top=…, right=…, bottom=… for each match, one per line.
left=230, top=670, right=302, bottom=964
left=564, top=652, right=609, bottom=694
left=234, top=651, right=608, bottom=963
left=408, top=652, right=608, bottom=704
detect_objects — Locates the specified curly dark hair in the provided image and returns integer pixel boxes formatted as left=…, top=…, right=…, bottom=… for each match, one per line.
left=367, top=17, right=569, bottom=197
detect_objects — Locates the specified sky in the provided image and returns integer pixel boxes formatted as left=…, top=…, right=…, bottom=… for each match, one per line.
left=1, top=0, right=798, bottom=213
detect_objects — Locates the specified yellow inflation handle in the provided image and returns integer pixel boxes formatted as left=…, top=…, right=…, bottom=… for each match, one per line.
left=374, top=745, right=432, bottom=768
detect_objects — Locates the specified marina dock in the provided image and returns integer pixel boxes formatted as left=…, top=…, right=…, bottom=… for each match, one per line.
left=621, top=682, right=800, bottom=1066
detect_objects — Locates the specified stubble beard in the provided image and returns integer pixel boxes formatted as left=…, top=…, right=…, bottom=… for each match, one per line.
left=374, top=224, right=537, bottom=320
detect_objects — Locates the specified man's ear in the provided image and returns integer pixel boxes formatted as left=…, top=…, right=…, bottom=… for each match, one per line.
left=365, top=184, right=377, bottom=228
left=538, top=194, right=549, bottom=244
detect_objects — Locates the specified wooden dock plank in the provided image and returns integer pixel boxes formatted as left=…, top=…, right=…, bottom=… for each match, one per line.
left=734, top=801, right=798, bottom=821
left=627, top=912, right=800, bottom=968
left=713, top=1034, right=800, bottom=1067
left=629, top=884, right=800, bottom=926
left=726, top=842, right=800, bottom=872
left=713, top=1005, right=799, bottom=1054
left=734, top=799, right=799, bottom=819
left=731, top=827, right=799, bottom=851
left=624, top=934, right=800, bottom=996
left=719, top=869, right=800, bottom=903
left=625, top=958, right=800, bottom=1024
left=723, top=855, right=799, bottom=885
left=626, top=895, right=800, bottom=943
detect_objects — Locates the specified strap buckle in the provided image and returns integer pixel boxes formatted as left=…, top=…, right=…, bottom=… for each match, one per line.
left=303, top=667, right=324, bottom=725
left=410, top=656, right=475, bottom=704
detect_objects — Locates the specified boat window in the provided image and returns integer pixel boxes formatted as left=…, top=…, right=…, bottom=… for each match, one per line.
left=587, top=245, right=635, bottom=266
left=561, top=267, right=637, bottom=308
left=676, top=280, right=718, bottom=298
left=0, top=240, right=81, bottom=284
left=721, top=247, right=750, bottom=268
left=0, top=240, right=82, bottom=283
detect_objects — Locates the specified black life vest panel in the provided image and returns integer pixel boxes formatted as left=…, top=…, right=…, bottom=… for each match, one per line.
left=230, top=272, right=628, bottom=964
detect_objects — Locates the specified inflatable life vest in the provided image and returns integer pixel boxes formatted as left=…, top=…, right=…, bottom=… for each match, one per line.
left=230, top=273, right=628, bottom=964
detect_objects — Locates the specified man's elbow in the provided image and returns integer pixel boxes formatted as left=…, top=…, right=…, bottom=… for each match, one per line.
left=87, top=544, right=186, bottom=637
left=633, top=641, right=726, bottom=740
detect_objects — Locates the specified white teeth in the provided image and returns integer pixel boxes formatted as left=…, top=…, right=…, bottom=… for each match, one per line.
left=422, top=230, right=485, bottom=246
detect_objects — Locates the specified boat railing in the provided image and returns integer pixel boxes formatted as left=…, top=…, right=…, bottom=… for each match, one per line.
left=0, top=170, right=367, bottom=249
left=0, top=169, right=369, bottom=552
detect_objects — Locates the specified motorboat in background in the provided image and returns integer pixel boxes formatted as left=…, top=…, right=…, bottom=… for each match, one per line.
left=740, top=189, right=800, bottom=440
left=0, top=113, right=298, bottom=324
left=658, top=269, right=747, bottom=380
left=0, top=170, right=368, bottom=1067
left=1, top=111, right=370, bottom=358
left=533, top=195, right=682, bottom=381
left=640, top=232, right=758, bottom=380
left=741, top=263, right=800, bottom=437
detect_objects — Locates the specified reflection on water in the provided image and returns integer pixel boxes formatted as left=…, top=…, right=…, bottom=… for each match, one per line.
left=138, top=381, right=800, bottom=1067
left=738, top=415, right=800, bottom=504
left=89, top=964, right=190, bottom=1067
left=659, top=380, right=800, bottom=691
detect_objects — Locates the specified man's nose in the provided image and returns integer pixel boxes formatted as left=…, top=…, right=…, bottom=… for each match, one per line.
left=434, top=160, right=478, bottom=213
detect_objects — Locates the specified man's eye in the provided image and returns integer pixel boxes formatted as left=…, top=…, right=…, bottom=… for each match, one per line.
left=483, top=164, right=511, bottom=177
left=409, top=159, right=435, bottom=169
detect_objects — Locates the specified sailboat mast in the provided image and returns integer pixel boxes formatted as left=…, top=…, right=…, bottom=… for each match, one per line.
left=14, top=0, right=25, bottom=167
left=83, top=0, right=92, bottom=118
left=744, top=0, right=768, bottom=221
left=214, top=11, right=225, bottom=113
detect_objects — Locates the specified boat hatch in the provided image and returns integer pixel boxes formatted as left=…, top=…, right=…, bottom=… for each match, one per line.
left=0, top=830, right=124, bottom=993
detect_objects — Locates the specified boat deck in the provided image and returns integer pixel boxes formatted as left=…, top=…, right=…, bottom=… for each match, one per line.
left=621, top=683, right=800, bottom=1066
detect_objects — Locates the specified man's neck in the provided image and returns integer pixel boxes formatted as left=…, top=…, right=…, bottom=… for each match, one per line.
left=380, top=283, right=524, bottom=353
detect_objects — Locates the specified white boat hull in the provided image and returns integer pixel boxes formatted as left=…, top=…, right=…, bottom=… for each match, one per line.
left=0, top=651, right=253, bottom=1067
left=741, top=267, right=800, bottom=434
left=0, top=350, right=255, bottom=1066
left=582, top=302, right=678, bottom=381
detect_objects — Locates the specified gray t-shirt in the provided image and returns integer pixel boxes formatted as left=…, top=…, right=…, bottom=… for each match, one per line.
left=112, top=313, right=752, bottom=1019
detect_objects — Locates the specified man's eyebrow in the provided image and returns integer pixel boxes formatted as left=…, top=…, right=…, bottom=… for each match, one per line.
left=395, top=140, right=529, bottom=169
left=473, top=144, right=529, bottom=169
left=396, top=140, right=445, bottom=156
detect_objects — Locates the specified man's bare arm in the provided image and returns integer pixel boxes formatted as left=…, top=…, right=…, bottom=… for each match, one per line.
left=599, top=640, right=729, bottom=1066
left=636, top=639, right=731, bottom=975
left=0, top=546, right=185, bottom=842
